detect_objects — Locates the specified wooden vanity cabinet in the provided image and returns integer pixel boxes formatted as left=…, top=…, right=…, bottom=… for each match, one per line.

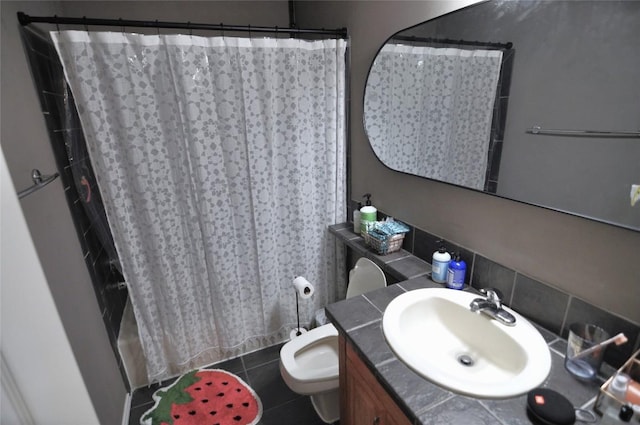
left=339, top=334, right=412, bottom=425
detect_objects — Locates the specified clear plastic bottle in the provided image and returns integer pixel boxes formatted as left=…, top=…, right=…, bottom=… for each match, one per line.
left=353, top=202, right=362, bottom=234
left=602, top=374, right=634, bottom=424
left=611, top=374, right=631, bottom=401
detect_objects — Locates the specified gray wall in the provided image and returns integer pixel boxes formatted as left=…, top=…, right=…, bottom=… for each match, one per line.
left=418, top=0, right=640, bottom=229
left=295, top=1, right=640, bottom=324
left=1, top=2, right=126, bottom=423
left=1, top=1, right=288, bottom=423
left=61, top=1, right=289, bottom=34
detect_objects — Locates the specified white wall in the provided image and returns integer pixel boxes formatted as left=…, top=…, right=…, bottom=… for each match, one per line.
left=295, top=1, right=640, bottom=323
left=1, top=148, right=99, bottom=425
left=1, top=2, right=127, bottom=423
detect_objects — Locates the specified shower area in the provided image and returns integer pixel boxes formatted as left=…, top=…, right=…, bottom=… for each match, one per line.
left=18, top=12, right=348, bottom=390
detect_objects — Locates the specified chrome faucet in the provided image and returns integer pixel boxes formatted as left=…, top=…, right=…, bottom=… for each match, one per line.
left=469, top=288, right=516, bottom=326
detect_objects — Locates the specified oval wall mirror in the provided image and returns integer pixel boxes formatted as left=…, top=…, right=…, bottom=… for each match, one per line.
left=363, top=0, right=640, bottom=231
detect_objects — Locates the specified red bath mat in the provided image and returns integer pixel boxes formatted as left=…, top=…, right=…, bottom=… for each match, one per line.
left=140, top=369, right=262, bottom=425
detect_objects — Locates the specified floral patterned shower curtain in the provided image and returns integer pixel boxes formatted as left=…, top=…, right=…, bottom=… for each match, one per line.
left=366, top=44, right=502, bottom=190
left=52, top=31, right=346, bottom=382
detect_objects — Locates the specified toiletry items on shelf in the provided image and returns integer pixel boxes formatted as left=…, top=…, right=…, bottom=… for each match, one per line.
left=431, top=241, right=450, bottom=284
left=363, top=218, right=410, bottom=255
left=596, top=349, right=640, bottom=422
left=446, top=252, right=466, bottom=290
left=602, top=373, right=639, bottom=423
left=359, top=193, right=377, bottom=237
left=601, top=404, right=634, bottom=424
left=610, top=374, right=631, bottom=400
left=353, top=201, right=362, bottom=234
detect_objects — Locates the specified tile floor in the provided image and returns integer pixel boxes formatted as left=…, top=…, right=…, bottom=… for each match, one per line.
left=128, top=343, right=337, bottom=425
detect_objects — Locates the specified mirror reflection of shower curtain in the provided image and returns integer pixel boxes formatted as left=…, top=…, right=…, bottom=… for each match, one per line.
left=51, top=31, right=347, bottom=383
left=366, top=44, right=502, bottom=190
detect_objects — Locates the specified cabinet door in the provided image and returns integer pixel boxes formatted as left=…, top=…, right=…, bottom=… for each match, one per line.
left=345, top=363, right=384, bottom=425
left=342, top=336, right=412, bottom=425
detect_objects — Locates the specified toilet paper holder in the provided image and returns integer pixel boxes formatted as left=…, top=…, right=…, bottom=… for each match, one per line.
left=292, top=276, right=314, bottom=338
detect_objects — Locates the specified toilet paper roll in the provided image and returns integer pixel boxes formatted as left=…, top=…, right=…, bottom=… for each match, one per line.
left=293, top=276, right=314, bottom=299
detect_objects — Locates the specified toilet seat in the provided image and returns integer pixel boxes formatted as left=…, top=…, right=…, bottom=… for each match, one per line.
left=279, top=324, right=339, bottom=394
left=279, top=258, right=387, bottom=422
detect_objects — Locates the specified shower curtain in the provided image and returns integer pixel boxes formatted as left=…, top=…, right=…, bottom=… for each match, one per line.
left=366, top=44, right=502, bottom=190
left=51, top=31, right=346, bottom=382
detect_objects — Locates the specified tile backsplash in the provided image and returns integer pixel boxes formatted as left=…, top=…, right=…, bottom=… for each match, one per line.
left=346, top=201, right=640, bottom=369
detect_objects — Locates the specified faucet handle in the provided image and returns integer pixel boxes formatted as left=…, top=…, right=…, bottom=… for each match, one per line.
left=479, top=288, right=503, bottom=308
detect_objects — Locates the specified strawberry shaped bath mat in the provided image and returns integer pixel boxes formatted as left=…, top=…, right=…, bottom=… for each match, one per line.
left=141, top=369, right=262, bottom=425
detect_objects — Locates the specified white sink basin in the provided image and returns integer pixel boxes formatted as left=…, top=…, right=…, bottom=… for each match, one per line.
left=382, top=288, right=551, bottom=398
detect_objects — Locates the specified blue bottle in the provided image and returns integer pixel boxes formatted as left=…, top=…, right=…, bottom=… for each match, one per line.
left=446, top=253, right=466, bottom=290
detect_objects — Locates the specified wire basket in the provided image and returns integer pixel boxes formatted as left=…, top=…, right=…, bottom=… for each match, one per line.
left=364, top=232, right=405, bottom=255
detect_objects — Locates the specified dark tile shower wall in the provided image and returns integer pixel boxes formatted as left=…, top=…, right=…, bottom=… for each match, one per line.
left=20, top=26, right=130, bottom=390
left=349, top=199, right=640, bottom=369
left=485, top=48, right=515, bottom=193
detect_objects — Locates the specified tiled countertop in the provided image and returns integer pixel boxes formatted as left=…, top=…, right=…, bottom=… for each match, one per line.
left=327, top=223, right=606, bottom=425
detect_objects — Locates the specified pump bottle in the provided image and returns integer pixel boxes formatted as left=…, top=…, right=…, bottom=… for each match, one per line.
left=431, top=241, right=451, bottom=284
left=359, top=194, right=377, bottom=237
left=446, top=252, right=466, bottom=290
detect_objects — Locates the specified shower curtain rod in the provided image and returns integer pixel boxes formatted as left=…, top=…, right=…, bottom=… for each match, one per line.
left=17, top=12, right=347, bottom=38
left=391, top=35, right=512, bottom=50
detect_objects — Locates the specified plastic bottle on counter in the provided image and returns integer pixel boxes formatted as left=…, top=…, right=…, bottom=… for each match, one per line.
left=359, top=193, right=377, bottom=237
left=446, top=252, right=466, bottom=290
left=601, top=374, right=630, bottom=424
left=353, top=201, right=362, bottom=234
left=431, top=241, right=450, bottom=284
left=610, top=374, right=631, bottom=402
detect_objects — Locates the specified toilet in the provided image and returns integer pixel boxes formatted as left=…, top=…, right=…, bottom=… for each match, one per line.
left=279, top=257, right=387, bottom=423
